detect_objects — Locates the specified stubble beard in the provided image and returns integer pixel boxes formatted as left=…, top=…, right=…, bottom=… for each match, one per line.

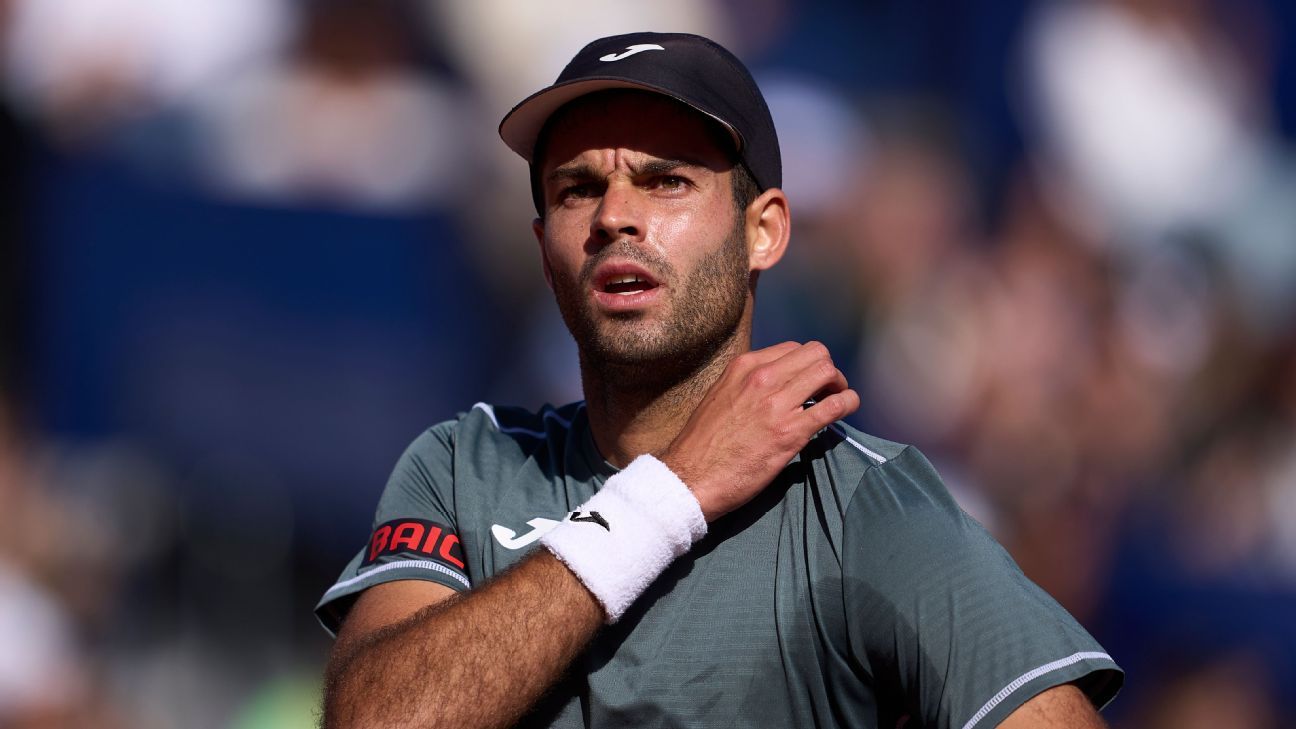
left=552, top=222, right=751, bottom=393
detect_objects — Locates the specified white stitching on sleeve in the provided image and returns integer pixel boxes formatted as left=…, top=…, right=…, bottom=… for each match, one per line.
left=323, top=559, right=471, bottom=597
left=961, top=651, right=1115, bottom=729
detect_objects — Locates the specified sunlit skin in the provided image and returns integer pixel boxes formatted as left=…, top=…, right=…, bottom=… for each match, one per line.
left=535, top=93, right=748, bottom=371
left=531, top=91, right=788, bottom=467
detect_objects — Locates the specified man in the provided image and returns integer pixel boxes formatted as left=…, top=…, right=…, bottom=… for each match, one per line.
left=317, top=32, right=1122, bottom=728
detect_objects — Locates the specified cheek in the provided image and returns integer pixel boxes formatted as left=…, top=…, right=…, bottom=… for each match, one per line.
left=654, top=211, right=693, bottom=248
left=542, top=220, right=588, bottom=278
left=545, top=247, right=580, bottom=287
left=649, top=205, right=734, bottom=262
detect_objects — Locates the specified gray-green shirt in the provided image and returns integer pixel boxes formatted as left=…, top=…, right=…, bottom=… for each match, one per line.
left=317, top=401, right=1122, bottom=728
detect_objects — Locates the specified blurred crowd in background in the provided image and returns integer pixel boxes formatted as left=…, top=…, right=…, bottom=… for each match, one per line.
left=1, top=0, right=1295, bottom=727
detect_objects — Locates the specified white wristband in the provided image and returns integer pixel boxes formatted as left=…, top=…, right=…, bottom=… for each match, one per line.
left=541, top=454, right=707, bottom=623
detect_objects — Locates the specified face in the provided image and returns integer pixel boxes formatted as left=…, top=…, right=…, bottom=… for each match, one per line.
left=533, top=92, right=753, bottom=379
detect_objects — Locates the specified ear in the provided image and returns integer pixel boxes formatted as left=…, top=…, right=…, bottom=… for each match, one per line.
left=745, top=187, right=790, bottom=273
left=532, top=217, right=554, bottom=291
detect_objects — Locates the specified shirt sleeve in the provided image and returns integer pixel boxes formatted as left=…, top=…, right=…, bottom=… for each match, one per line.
left=842, top=446, right=1123, bottom=728
left=314, top=421, right=471, bottom=636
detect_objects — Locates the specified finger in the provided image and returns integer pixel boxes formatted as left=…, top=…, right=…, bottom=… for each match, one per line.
left=729, top=342, right=802, bottom=379
left=743, top=341, right=801, bottom=367
left=758, top=341, right=838, bottom=394
left=799, top=388, right=860, bottom=433
left=785, top=361, right=848, bottom=410
left=766, top=340, right=832, bottom=372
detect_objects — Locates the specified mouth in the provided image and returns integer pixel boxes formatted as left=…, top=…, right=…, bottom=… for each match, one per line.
left=592, top=264, right=661, bottom=296
left=602, top=273, right=656, bottom=295
left=589, top=262, right=664, bottom=311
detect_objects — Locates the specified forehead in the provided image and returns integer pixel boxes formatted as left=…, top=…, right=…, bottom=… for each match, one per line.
left=535, top=91, right=737, bottom=174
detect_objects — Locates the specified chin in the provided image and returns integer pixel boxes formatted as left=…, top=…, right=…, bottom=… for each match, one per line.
left=560, top=279, right=746, bottom=379
left=580, top=319, right=738, bottom=384
left=586, top=330, right=675, bottom=366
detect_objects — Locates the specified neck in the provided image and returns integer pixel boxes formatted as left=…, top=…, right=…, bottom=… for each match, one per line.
left=580, top=327, right=749, bottom=468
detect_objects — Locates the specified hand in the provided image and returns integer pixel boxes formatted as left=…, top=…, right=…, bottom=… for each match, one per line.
left=659, top=341, right=860, bottom=522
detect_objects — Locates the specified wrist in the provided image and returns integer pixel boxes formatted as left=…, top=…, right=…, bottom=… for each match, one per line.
left=541, top=454, right=707, bottom=622
left=656, top=448, right=720, bottom=523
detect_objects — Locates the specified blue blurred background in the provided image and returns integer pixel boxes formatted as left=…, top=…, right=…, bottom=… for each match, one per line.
left=2, top=0, right=1295, bottom=726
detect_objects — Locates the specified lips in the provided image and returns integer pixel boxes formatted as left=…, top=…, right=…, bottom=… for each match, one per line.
left=589, top=261, right=663, bottom=310
left=592, top=262, right=660, bottom=296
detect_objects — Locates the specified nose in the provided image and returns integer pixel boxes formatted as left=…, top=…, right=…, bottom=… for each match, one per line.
left=591, top=180, right=643, bottom=245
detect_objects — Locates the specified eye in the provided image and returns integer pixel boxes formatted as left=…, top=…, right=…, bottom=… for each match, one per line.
left=651, top=175, right=688, bottom=191
left=558, top=182, right=598, bottom=202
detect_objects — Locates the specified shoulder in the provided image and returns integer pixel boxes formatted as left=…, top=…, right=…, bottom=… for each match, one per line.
left=454, top=401, right=586, bottom=441
left=414, top=401, right=586, bottom=454
left=818, top=423, right=962, bottom=523
left=814, top=427, right=995, bottom=573
left=816, top=421, right=909, bottom=470
left=819, top=431, right=1123, bottom=726
left=798, top=420, right=943, bottom=511
left=404, top=401, right=588, bottom=480
left=796, top=423, right=964, bottom=548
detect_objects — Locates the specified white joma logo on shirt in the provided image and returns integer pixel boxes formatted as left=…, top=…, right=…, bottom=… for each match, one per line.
left=599, top=43, right=665, bottom=62
left=491, top=517, right=561, bottom=549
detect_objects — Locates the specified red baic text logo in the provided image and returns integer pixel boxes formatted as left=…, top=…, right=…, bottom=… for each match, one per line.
left=362, top=519, right=465, bottom=570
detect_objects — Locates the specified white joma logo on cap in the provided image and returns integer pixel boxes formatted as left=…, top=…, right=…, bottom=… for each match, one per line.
left=600, top=44, right=665, bottom=62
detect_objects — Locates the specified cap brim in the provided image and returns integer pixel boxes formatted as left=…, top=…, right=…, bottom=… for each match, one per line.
left=498, top=77, right=742, bottom=163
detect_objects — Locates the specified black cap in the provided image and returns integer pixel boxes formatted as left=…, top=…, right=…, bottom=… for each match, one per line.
left=499, top=32, right=781, bottom=212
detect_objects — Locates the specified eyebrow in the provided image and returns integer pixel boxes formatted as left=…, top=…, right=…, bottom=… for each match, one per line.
left=545, top=163, right=600, bottom=187
left=544, top=157, right=706, bottom=187
left=631, top=158, right=705, bottom=177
